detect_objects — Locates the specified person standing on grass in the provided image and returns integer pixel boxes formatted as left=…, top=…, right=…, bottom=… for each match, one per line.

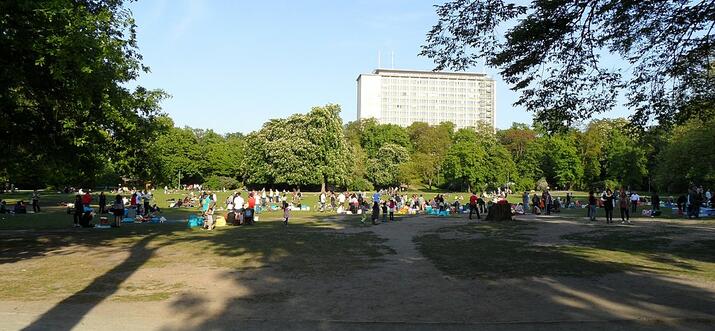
left=143, top=190, right=151, bottom=216
left=73, top=194, right=83, bottom=228
left=477, top=194, right=486, bottom=215
left=588, top=191, right=597, bottom=222
left=543, top=191, right=553, bottom=215
left=619, top=188, right=631, bottom=224
left=651, top=192, right=660, bottom=217
left=204, top=196, right=215, bottom=230
left=522, top=191, right=530, bottom=214
left=31, top=189, right=40, bottom=213
left=469, top=192, right=480, bottom=220
left=282, top=200, right=290, bottom=226
left=82, top=190, right=92, bottom=208
left=248, top=192, right=256, bottom=210
left=98, top=192, right=107, bottom=214
left=319, top=191, right=326, bottom=212
left=381, top=200, right=388, bottom=221
left=630, top=191, right=639, bottom=214
left=388, top=198, right=396, bottom=222
left=603, top=189, right=615, bottom=224
left=111, top=194, right=124, bottom=227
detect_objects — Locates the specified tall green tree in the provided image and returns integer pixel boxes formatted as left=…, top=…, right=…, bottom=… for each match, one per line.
left=542, top=134, right=583, bottom=190
left=422, top=0, right=715, bottom=131
left=407, top=121, right=454, bottom=189
left=442, top=129, right=488, bottom=192
left=243, top=104, right=349, bottom=189
left=498, top=123, right=538, bottom=190
left=360, top=120, right=412, bottom=157
left=0, top=0, right=167, bottom=186
left=366, top=143, right=410, bottom=188
left=655, top=118, right=715, bottom=192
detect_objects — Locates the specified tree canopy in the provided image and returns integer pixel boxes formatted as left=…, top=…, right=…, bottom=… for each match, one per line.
left=0, top=0, right=167, bottom=186
left=421, top=0, right=715, bottom=131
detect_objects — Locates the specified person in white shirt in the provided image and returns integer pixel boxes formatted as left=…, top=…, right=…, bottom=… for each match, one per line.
left=233, top=193, right=244, bottom=211
left=630, top=192, right=639, bottom=213
left=226, top=194, right=234, bottom=211
left=338, top=192, right=346, bottom=208
left=319, top=192, right=326, bottom=211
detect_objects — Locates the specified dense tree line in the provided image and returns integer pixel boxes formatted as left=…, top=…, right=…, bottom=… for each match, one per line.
left=69, top=108, right=710, bottom=194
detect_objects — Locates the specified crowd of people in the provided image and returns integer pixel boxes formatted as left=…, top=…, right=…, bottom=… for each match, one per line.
left=2, top=184, right=713, bottom=228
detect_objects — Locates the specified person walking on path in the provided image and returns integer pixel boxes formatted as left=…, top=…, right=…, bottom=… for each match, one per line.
left=31, top=190, right=40, bottom=213
left=371, top=200, right=380, bottom=225
left=619, top=188, right=631, bottom=224
left=588, top=191, right=597, bottom=222
left=603, top=189, right=615, bottom=224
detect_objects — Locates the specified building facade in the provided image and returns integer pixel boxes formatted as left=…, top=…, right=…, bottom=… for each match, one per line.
left=357, top=69, right=495, bottom=130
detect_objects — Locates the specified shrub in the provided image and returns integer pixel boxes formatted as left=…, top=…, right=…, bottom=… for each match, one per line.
left=349, top=177, right=374, bottom=191
left=535, top=177, right=550, bottom=191
left=204, top=175, right=240, bottom=190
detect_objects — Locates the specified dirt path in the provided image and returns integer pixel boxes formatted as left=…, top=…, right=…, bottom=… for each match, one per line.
left=2, top=216, right=715, bottom=330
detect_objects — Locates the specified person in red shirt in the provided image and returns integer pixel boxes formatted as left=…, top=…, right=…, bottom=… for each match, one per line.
left=247, top=192, right=256, bottom=209
left=469, top=192, right=480, bottom=220
left=82, top=190, right=92, bottom=207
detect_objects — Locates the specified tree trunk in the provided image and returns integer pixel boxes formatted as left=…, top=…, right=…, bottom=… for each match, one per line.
left=321, top=180, right=326, bottom=193
left=428, top=178, right=433, bottom=190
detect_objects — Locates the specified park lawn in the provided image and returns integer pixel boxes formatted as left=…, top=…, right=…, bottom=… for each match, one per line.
left=414, top=221, right=715, bottom=281
left=0, top=217, right=395, bottom=302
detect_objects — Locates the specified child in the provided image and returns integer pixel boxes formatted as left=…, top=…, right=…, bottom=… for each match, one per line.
left=282, top=201, right=290, bottom=226
left=204, top=199, right=215, bottom=230
left=381, top=201, right=388, bottom=221
left=388, top=198, right=396, bottom=222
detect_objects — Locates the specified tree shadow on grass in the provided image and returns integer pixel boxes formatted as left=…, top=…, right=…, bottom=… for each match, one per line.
left=21, top=233, right=163, bottom=331
left=14, top=218, right=715, bottom=330
left=13, top=219, right=393, bottom=330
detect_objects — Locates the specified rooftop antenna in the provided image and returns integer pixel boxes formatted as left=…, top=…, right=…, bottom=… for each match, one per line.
left=378, top=50, right=381, bottom=69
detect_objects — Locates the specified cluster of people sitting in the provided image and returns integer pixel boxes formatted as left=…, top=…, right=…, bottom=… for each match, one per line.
left=0, top=200, right=27, bottom=214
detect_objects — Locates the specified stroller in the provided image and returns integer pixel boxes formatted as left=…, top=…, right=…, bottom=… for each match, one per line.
left=243, top=208, right=255, bottom=225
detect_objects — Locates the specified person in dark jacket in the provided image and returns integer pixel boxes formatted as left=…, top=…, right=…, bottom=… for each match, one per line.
left=73, top=194, right=83, bottom=228
left=99, top=192, right=107, bottom=214
left=603, top=189, right=615, bottom=224
left=651, top=192, right=660, bottom=217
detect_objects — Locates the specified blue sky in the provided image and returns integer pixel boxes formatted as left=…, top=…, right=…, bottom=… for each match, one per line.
left=129, top=0, right=627, bottom=134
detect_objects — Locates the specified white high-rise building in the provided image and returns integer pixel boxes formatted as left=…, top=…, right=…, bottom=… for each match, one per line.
left=357, top=69, right=495, bottom=130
